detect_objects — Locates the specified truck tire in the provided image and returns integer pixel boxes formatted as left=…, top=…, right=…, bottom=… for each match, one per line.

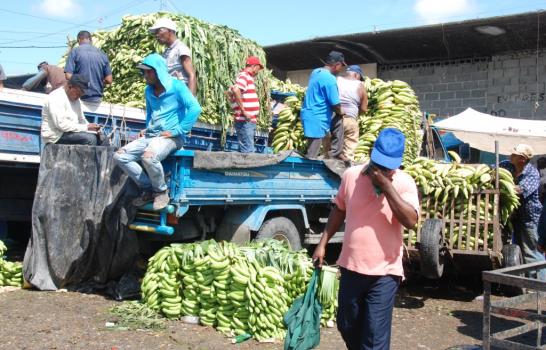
left=419, top=218, right=445, bottom=279
left=501, top=244, right=523, bottom=295
left=255, top=217, right=302, bottom=250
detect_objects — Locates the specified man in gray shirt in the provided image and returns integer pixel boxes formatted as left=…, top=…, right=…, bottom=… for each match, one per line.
left=0, top=63, right=6, bottom=90
left=149, top=17, right=196, bottom=96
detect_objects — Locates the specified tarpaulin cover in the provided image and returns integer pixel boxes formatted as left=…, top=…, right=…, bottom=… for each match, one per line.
left=23, top=144, right=140, bottom=291
left=433, top=108, right=546, bottom=155
left=193, top=150, right=348, bottom=177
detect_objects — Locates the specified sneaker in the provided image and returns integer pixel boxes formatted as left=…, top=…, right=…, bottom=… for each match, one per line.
left=132, top=191, right=154, bottom=207
left=153, top=190, right=170, bottom=211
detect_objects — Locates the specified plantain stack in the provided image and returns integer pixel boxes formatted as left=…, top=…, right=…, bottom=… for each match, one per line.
left=62, top=13, right=271, bottom=130
left=271, top=96, right=306, bottom=153
left=0, top=240, right=23, bottom=287
left=355, top=78, right=422, bottom=166
left=140, top=239, right=336, bottom=342
left=403, top=154, right=520, bottom=249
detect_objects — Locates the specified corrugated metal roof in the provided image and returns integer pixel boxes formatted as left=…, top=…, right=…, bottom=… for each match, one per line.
left=265, top=11, right=545, bottom=71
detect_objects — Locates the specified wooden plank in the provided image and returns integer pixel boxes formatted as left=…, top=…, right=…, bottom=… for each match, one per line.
left=466, top=194, right=472, bottom=250
left=449, top=197, right=455, bottom=249
left=474, top=192, right=482, bottom=251
left=458, top=196, right=465, bottom=249
left=484, top=192, right=490, bottom=251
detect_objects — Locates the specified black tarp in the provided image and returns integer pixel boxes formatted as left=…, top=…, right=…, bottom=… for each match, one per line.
left=23, top=144, right=140, bottom=292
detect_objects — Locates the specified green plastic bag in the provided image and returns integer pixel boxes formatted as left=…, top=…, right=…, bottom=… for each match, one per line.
left=284, top=269, right=322, bottom=350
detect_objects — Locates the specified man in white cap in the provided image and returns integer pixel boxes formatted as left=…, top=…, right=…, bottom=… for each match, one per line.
left=149, top=17, right=196, bottom=96
left=500, top=144, right=545, bottom=280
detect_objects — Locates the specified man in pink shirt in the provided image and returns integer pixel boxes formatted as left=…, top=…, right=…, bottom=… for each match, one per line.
left=313, top=128, right=419, bottom=350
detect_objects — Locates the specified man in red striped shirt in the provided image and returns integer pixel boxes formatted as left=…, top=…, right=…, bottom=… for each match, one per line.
left=229, top=56, right=263, bottom=153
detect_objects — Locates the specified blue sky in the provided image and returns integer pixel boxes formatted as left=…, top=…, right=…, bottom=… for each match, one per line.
left=1, top=0, right=545, bottom=75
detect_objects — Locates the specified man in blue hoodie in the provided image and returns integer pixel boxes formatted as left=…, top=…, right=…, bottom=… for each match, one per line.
left=114, top=54, right=201, bottom=210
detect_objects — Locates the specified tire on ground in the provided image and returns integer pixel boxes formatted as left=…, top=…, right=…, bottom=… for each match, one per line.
left=419, top=218, right=445, bottom=279
left=255, top=217, right=302, bottom=250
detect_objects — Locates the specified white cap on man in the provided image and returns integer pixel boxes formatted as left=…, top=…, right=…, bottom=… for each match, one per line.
left=149, top=18, right=178, bottom=34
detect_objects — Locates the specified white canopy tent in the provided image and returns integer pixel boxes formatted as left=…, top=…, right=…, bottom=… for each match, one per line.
left=433, top=108, right=546, bottom=155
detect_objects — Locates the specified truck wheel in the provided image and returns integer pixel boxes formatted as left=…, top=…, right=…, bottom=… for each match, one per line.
left=255, top=217, right=302, bottom=250
left=419, top=218, right=445, bottom=279
left=501, top=244, right=523, bottom=295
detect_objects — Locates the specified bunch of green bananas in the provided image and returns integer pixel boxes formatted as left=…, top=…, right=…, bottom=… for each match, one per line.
left=140, top=239, right=338, bottom=341
left=0, top=240, right=23, bottom=287
left=271, top=96, right=306, bottom=153
left=355, top=79, right=422, bottom=167
left=61, top=12, right=272, bottom=130
left=403, top=155, right=520, bottom=249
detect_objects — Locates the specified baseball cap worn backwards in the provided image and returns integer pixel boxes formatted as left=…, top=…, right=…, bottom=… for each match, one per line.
left=68, top=74, right=90, bottom=90
left=512, top=144, right=534, bottom=159
left=149, top=18, right=178, bottom=33
left=370, top=128, right=406, bottom=170
left=347, top=65, right=364, bottom=80
left=325, top=51, right=346, bottom=65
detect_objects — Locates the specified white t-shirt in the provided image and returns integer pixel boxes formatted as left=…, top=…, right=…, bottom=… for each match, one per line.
left=162, top=39, right=192, bottom=84
left=41, top=87, right=88, bottom=144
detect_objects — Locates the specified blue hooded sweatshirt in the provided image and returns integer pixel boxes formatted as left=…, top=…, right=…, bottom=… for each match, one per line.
left=141, top=54, right=201, bottom=138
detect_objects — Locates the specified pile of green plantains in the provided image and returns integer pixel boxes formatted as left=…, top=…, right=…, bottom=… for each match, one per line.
left=64, top=13, right=271, bottom=129
left=140, top=239, right=338, bottom=341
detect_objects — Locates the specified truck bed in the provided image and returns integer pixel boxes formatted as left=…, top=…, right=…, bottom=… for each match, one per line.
left=0, top=88, right=269, bottom=165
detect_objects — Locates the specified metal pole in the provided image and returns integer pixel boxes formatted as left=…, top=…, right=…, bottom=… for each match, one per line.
left=483, top=278, right=491, bottom=350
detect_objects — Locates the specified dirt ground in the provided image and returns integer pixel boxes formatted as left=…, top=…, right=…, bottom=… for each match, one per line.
left=0, top=276, right=507, bottom=350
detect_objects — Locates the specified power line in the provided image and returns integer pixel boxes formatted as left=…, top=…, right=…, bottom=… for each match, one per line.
left=0, top=0, right=148, bottom=46
left=0, top=45, right=67, bottom=48
left=0, top=8, right=82, bottom=26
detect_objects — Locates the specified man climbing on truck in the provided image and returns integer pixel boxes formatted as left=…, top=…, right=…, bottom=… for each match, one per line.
left=114, top=53, right=201, bottom=211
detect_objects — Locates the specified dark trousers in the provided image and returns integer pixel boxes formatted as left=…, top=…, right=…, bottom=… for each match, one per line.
left=57, top=131, right=98, bottom=145
left=305, top=114, right=344, bottom=159
left=327, top=114, right=344, bottom=158
left=337, top=268, right=400, bottom=350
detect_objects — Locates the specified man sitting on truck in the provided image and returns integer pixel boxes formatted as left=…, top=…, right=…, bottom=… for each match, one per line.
left=114, top=54, right=201, bottom=211
left=41, top=74, right=101, bottom=145
left=500, top=144, right=545, bottom=280
left=313, top=128, right=419, bottom=350
left=300, top=51, right=345, bottom=159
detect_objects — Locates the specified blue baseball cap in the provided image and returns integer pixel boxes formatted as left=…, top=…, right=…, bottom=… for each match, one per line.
left=370, top=128, right=405, bottom=170
left=346, top=65, right=364, bottom=80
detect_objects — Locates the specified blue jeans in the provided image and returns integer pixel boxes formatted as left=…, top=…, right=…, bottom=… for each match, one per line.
left=234, top=121, right=256, bottom=153
left=113, top=136, right=183, bottom=192
left=513, top=220, right=546, bottom=281
left=337, top=268, right=400, bottom=350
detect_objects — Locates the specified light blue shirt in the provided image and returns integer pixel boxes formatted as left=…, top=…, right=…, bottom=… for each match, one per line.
left=300, top=68, right=340, bottom=138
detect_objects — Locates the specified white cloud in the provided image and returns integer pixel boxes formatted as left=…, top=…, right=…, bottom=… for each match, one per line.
left=39, top=0, right=81, bottom=18
left=414, top=0, right=473, bottom=24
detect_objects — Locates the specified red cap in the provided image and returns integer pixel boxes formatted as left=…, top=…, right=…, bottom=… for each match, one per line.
left=246, top=56, right=264, bottom=68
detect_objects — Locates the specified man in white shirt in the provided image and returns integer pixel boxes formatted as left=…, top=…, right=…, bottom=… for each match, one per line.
left=41, top=74, right=101, bottom=145
left=149, top=17, right=196, bottom=96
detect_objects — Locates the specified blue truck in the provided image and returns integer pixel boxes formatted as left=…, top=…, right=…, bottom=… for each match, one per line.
left=0, top=87, right=343, bottom=249
left=0, top=87, right=455, bottom=252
